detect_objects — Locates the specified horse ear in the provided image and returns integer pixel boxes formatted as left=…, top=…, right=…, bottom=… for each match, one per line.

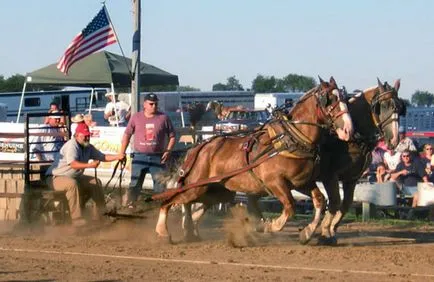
left=377, top=77, right=385, bottom=92
left=318, top=76, right=325, bottom=85
left=329, top=76, right=337, bottom=87
left=394, top=79, right=401, bottom=92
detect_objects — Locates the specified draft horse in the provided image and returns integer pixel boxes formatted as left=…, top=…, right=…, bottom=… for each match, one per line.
left=206, top=100, right=245, bottom=120
left=153, top=77, right=354, bottom=241
left=302, top=78, right=404, bottom=245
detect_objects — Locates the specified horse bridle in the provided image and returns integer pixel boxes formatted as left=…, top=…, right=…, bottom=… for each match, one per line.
left=300, top=86, right=349, bottom=131
left=370, top=88, right=400, bottom=136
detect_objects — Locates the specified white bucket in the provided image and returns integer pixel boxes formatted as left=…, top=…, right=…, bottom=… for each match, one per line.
left=417, top=182, right=434, bottom=207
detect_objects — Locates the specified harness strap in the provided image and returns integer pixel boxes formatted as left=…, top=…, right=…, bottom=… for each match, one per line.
left=151, top=148, right=282, bottom=202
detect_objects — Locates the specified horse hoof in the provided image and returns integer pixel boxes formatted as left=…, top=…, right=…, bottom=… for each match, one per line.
left=317, top=235, right=337, bottom=246
left=155, top=234, right=172, bottom=244
left=299, top=228, right=313, bottom=245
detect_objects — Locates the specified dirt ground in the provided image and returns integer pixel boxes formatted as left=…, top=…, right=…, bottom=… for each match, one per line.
left=1, top=209, right=434, bottom=282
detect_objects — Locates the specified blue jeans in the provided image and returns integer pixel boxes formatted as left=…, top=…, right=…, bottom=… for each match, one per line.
left=128, top=153, right=165, bottom=203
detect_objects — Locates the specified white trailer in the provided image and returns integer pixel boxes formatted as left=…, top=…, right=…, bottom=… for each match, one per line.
left=254, top=92, right=304, bottom=110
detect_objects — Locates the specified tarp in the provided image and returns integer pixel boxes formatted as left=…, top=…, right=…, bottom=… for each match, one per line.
left=25, top=51, right=179, bottom=87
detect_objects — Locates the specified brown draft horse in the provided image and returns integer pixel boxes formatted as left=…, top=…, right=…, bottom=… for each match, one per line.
left=301, top=78, right=403, bottom=245
left=154, top=77, right=354, bottom=241
left=206, top=100, right=246, bottom=120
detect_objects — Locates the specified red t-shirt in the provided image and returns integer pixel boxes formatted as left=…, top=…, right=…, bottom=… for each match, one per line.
left=124, top=111, right=175, bottom=153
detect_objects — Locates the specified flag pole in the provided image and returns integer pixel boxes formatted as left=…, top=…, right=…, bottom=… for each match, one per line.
left=104, top=4, right=132, bottom=78
left=131, top=0, right=141, bottom=115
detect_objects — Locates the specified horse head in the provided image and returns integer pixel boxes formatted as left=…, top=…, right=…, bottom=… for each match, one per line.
left=350, top=78, right=402, bottom=149
left=206, top=100, right=225, bottom=119
left=315, top=76, right=354, bottom=141
left=373, top=78, right=402, bottom=148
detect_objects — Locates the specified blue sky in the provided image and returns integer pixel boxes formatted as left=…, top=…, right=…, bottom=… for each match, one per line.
left=1, top=0, right=434, bottom=99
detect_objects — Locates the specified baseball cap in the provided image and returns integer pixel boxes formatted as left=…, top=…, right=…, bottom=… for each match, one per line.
left=75, top=122, right=91, bottom=136
left=144, top=93, right=159, bottom=102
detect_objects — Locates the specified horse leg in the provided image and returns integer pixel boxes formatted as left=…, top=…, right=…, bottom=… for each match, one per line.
left=182, top=203, right=203, bottom=242
left=191, top=203, right=209, bottom=238
left=319, top=175, right=341, bottom=245
left=299, top=186, right=325, bottom=244
left=155, top=203, right=172, bottom=242
left=329, top=181, right=356, bottom=238
left=266, top=181, right=296, bottom=233
left=181, top=203, right=207, bottom=241
left=247, top=194, right=267, bottom=232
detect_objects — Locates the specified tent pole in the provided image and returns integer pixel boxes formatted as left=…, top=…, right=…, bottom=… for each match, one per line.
left=111, top=83, right=119, bottom=127
left=88, top=88, right=94, bottom=114
left=16, top=81, right=27, bottom=123
left=178, top=86, right=185, bottom=128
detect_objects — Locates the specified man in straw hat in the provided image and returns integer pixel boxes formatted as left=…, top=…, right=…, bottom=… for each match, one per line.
left=46, top=123, right=125, bottom=227
left=104, top=91, right=130, bottom=126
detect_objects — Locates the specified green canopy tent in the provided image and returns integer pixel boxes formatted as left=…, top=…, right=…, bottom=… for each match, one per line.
left=25, top=50, right=179, bottom=87
left=17, top=51, right=179, bottom=122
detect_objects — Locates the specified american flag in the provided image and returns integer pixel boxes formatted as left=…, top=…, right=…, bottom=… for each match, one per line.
left=57, top=7, right=117, bottom=74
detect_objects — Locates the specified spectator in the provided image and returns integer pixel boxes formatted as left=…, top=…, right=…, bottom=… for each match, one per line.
left=390, top=149, right=428, bottom=190
left=119, top=93, right=176, bottom=211
left=383, top=148, right=401, bottom=172
left=44, top=102, right=65, bottom=125
left=395, top=126, right=417, bottom=153
left=375, top=162, right=391, bottom=183
left=71, top=113, right=84, bottom=124
left=104, top=92, right=130, bottom=126
left=419, top=143, right=433, bottom=181
left=84, top=114, right=97, bottom=127
left=45, top=123, right=125, bottom=227
left=30, top=110, right=65, bottom=161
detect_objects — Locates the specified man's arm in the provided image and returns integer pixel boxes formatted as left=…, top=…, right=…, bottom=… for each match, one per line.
left=120, top=133, right=132, bottom=154
left=104, top=153, right=126, bottom=162
left=390, top=169, right=407, bottom=181
left=70, top=160, right=100, bottom=170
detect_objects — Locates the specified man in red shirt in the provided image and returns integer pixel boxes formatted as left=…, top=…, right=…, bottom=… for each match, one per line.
left=120, top=93, right=176, bottom=209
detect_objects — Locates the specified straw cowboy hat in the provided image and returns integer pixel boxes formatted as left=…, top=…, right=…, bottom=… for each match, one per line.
left=105, top=91, right=117, bottom=97
left=71, top=113, right=84, bottom=123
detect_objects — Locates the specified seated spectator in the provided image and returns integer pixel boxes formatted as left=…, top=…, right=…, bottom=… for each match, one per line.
left=383, top=148, right=401, bottom=172
left=44, top=102, right=65, bottom=125
left=30, top=111, right=65, bottom=161
left=375, top=162, right=391, bottom=183
left=395, top=126, right=417, bottom=154
left=390, top=149, right=428, bottom=190
left=419, top=143, right=433, bottom=180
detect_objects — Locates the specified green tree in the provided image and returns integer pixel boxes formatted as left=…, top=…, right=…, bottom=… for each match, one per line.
left=212, top=76, right=244, bottom=91
left=212, top=83, right=227, bottom=91
left=226, top=76, right=244, bottom=91
left=281, top=74, right=317, bottom=92
left=411, top=90, right=434, bottom=107
left=251, top=74, right=279, bottom=93
left=0, top=74, right=25, bottom=92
